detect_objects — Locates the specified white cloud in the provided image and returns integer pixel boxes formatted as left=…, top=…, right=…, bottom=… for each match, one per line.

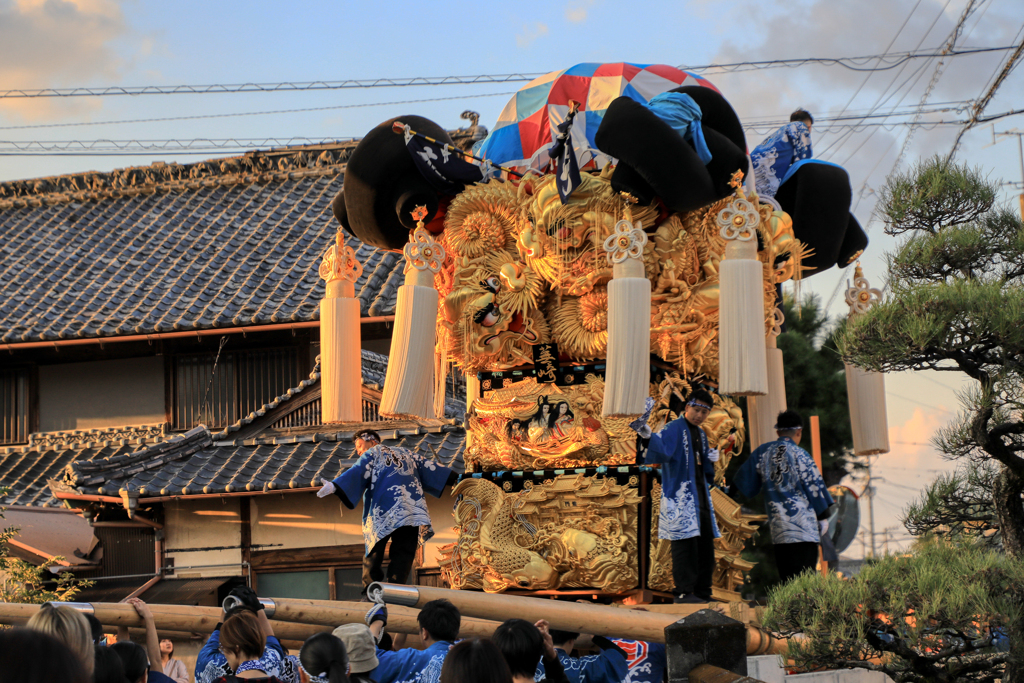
left=516, top=21, right=549, bottom=48
left=565, top=0, right=595, bottom=23
left=0, top=0, right=132, bottom=121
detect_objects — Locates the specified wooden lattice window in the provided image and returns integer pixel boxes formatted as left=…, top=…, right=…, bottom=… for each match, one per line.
left=0, top=367, right=30, bottom=445
left=172, top=348, right=302, bottom=430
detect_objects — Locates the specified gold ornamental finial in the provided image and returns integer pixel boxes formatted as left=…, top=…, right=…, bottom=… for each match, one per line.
left=411, top=205, right=429, bottom=226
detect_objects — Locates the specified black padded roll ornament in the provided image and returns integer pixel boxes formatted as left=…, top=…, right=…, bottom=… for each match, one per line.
left=837, top=213, right=869, bottom=267
left=773, top=162, right=853, bottom=276
left=336, top=115, right=455, bottom=252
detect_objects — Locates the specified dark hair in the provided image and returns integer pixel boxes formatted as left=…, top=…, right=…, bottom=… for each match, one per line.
left=547, top=629, right=580, bottom=646
left=160, top=637, right=174, bottom=657
left=440, top=638, right=513, bottom=683
left=0, top=628, right=89, bottom=683
left=790, top=109, right=813, bottom=125
left=111, top=641, right=148, bottom=683
left=547, top=401, right=574, bottom=430
left=775, top=410, right=804, bottom=431
left=353, top=429, right=381, bottom=444
left=417, top=599, right=460, bottom=643
left=492, top=618, right=544, bottom=678
left=220, top=609, right=265, bottom=661
left=94, top=646, right=128, bottom=683
left=300, top=633, right=350, bottom=683
left=687, top=388, right=714, bottom=408
left=85, top=613, right=105, bottom=644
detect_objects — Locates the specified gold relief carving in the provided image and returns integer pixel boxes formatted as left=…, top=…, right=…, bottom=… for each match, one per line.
left=648, top=483, right=764, bottom=599
left=438, top=474, right=641, bottom=593
left=466, top=376, right=636, bottom=471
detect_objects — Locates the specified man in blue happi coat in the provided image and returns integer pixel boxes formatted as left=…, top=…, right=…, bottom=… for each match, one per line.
left=638, top=388, right=721, bottom=603
left=610, top=639, right=666, bottom=683
left=534, top=629, right=628, bottom=683
left=750, top=109, right=813, bottom=198
left=732, top=410, right=835, bottom=583
left=316, top=428, right=454, bottom=590
left=366, top=599, right=460, bottom=683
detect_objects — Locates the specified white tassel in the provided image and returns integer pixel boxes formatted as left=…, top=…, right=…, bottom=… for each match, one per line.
left=602, top=206, right=652, bottom=417
left=380, top=212, right=445, bottom=419
left=320, top=239, right=364, bottom=424
left=717, top=173, right=768, bottom=396
left=747, top=310, right=787, bottom=449
left=844, top=264, right=890, bottom=455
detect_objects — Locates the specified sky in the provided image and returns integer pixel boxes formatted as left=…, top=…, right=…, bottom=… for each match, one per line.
left=1, top=0, right=1022, bottom=558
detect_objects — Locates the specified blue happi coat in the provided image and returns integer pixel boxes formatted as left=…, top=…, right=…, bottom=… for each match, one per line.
left=372, top=640, right=451, bottom=683
left=644, top=418, right=720, bottom=541
left=734, top=437, right=834, bottom=544
left=610, top=640, right=666, bottom=683
left=751, top=121, right=812, bottom=198
left=535, top=646, right=628, bottom=683
left=333, top=444, right=451, bottom=553
left=195, top=629, right=285, bottom=683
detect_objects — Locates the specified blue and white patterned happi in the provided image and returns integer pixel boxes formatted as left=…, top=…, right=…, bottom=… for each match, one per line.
left=644, top=418, right=720, bottom=541
left=535, top=647, right=627, bottom=683
left=372, top=640, right=451, bottom=683
left=750, top=121, right=812, bottom=198
left=734, top=436, right=834, bottom=544
left=334, top=444, right=451, bottom=554
left=194, top=630, right=285, bottom=683
left=610, top=640, right=666, bottom=683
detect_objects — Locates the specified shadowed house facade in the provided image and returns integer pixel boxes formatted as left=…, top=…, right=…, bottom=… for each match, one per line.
left=0, top=141, right=466, bottom=606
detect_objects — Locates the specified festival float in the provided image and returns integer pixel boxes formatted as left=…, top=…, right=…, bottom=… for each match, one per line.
left=327, top=63, right=876, bottom=601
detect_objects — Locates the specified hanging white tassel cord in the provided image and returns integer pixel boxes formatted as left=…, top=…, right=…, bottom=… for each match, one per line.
left=844, top=264, right=890, bottom=455
left=602, top=202, right=651, bottom=417
left=320, top=237, right=364, bottom=424
left=380, top=209, right=445, bottom=419
left=717, top=171, right=768, bottom=396
left=747, top=308, right=787, bottom=449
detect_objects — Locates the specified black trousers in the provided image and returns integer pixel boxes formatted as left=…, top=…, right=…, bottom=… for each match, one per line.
left=774, top=541, right=820, bottom=584
left=361, top=525, right=419, bottom=590
left=670, top=510, right=716, bottom=598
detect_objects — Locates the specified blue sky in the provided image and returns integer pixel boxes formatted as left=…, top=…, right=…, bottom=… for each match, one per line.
left=2, top=0, right=1023, bottom=557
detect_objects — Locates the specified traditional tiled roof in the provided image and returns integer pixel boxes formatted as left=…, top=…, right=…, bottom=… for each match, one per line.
left=0, top=424, right=170, bottom=507
left=55, top=422, right=465, bottom=503
left=0, top=143, right=406, bottom=344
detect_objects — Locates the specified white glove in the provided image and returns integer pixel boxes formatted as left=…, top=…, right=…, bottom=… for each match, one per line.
left=819, top=520, right=829, bottom=536
left=707, top=448, right=720, bottom=463
left=316, top=479, right=336, bottom=498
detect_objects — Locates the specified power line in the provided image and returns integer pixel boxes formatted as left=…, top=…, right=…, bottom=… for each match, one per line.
left=0, top=46, right=1014, bottom=99
left=0, top=91, right=517, bottom=131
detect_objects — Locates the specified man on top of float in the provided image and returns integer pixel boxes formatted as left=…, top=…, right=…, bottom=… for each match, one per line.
left=732, top=410, right=834, bottom=584
left=316, top=429, right=454, bottom=591
left=750, top=109, right=814, bottom=199
left=635, top=388, right=720, bottom=604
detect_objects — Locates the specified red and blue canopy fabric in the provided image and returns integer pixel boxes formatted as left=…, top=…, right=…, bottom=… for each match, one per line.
left=474, top=62, right=719, bottom=172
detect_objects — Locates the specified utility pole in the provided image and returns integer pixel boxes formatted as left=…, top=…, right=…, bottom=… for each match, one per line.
left=864, top=460, right=877, bottom=558
left=991, top=129, right=1024, bottom=221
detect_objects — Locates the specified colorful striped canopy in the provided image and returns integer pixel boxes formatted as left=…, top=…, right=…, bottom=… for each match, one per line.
left=474, top=62, right=719, bottom=171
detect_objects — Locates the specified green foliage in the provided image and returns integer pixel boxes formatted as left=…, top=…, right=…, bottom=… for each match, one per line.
left=0, top=487, right=91, bottom=604
left=879, top=156, right=996, bottom=236
left=764, top=540, right=1020, bottom=683
left=902, top=462, right=999, bottom=542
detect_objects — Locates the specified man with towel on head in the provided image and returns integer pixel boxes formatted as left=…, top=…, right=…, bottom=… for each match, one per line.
left=732, top=410, right=835, bottom=583
left=750, top=109, right=814, bottom=199
left=316, top=429, right=454, bottom=592
left=634, top=388, right=720, bottom=604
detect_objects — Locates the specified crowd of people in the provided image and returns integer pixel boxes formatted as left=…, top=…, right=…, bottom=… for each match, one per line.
left=0, top=585, right=666, bottom=683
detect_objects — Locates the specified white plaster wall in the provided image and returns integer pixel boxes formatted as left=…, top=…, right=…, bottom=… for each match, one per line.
left=250, top=493, right=363, bottom=549
left=39, top=357, right=166, bottom=431
left=163, top=499, right=243, bottom=579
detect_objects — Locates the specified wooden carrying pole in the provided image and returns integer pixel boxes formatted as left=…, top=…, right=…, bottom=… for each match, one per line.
left=0, top=599, right=502, bottom=641
left=368, top=582, right=787, bottom=653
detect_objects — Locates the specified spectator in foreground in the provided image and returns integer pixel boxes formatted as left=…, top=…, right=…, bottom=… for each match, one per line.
left=25, top=602, right=95, bottom=678
left=161, top=638, right=191, bottom=683
left=371, top=599, right=459, bottom=683
left=439, top=638, right=512, bottom=683
left=298, top=632, right=352, bottom=683
left=492, top=618, right=568, bottom=683
left=0, top=627, right=89, bottom=683
left=332, top=624, right=380, bottom=683
left=196, top=587, right=286, bottom=683
left=94, top=646, right=129, bottom=683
